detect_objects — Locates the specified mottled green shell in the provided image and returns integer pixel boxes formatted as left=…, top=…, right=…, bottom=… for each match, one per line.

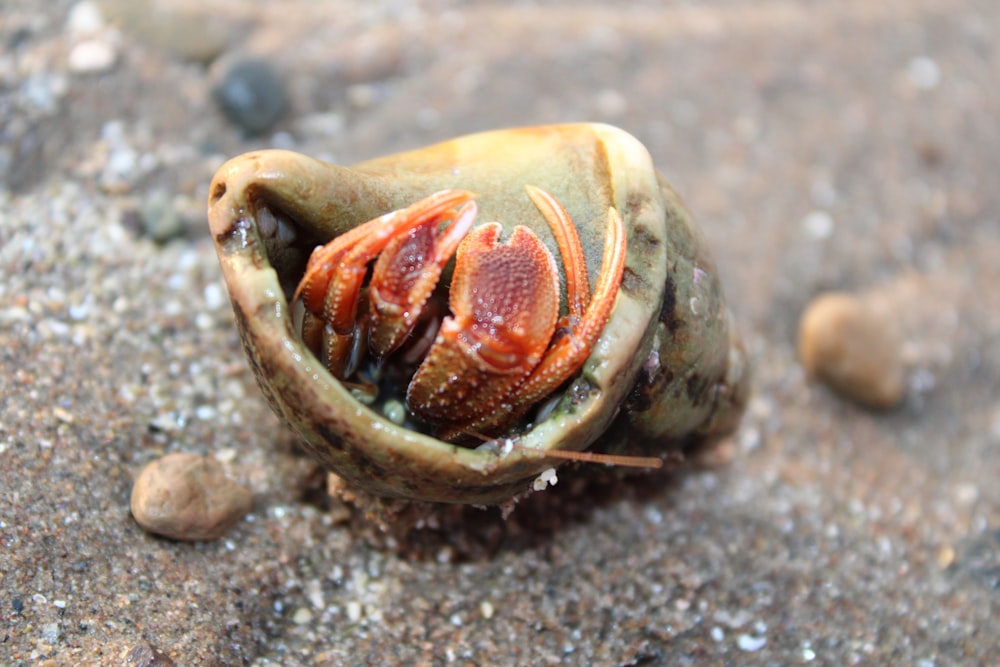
left=208, top=123, right=748, bottom=504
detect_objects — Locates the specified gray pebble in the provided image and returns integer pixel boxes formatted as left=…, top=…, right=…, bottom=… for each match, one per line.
left=98, top=0, right=227, bottom=65
left=41, top=621, right=61, bottom=643
left=212, top=59, right=289, bottom=136
left=125, top=641, right=177, bottom=667
left=139, top=191, right=186, bottom=244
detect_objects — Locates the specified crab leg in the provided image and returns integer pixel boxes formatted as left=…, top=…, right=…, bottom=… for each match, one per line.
left=300, top=296, right=371, bottom=380
left=525, top=185, right=590, bottom=321
left=515, top=206, right=626, bottom=406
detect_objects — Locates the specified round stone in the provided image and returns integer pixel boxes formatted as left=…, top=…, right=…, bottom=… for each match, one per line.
left=212, top=59, right=289, bottom=136
left=130, top=453, right=253, bottom=541
left=798, top=291, right=906, bottom=410
left=68, top=39, right=116, bottom=74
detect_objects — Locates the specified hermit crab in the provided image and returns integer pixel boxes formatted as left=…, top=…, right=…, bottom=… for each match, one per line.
left=207, top=123, right=749, bottom=504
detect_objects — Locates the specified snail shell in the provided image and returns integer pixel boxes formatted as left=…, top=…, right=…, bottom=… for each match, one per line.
left=207, top=123, right=749, bottom=504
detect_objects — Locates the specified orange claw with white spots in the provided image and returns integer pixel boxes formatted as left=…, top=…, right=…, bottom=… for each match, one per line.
left=409, top=189, right=627, bottom=437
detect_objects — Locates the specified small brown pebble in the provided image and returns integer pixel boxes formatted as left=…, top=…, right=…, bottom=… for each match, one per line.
left=130, top=453, right=252, bottom=541
left=798, top=291, right=905, bottom=409
left=124, top=641, right=177, bottom=666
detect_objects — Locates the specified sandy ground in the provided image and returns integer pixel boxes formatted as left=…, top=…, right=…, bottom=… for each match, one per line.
left=2, top=0, right=998, bottom=664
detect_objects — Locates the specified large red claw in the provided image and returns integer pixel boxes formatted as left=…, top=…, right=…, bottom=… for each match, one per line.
left=406, top=222, right=560, bottom=426
left=514, top=205, right=626, bottom=407
left=461, top=196, right=626, bottom=436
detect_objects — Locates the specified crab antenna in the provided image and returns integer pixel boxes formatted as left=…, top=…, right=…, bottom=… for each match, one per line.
left=510, top=443, right=663, bottom=469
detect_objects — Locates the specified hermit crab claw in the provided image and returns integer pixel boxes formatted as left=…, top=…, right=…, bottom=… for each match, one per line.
left=207, top=124, right=750, bottom=504
left=292, top=189, right=478, bottom=377
left=367, top=198, right=478, bottom=358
